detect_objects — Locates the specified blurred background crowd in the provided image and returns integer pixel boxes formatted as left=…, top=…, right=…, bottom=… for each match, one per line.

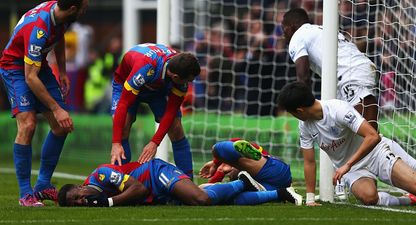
left=0, top=0, right=414, bottom=116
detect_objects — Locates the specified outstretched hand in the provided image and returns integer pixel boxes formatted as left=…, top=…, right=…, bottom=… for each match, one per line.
left=111, top=143, right=126, bottom=165
left=199, top=160, right=217, bottom=178
left=138, top=141, right=158, bottom=164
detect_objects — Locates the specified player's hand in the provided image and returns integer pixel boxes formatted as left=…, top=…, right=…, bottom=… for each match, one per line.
left=199, top=161, right=217, bottom=178
left=138, top=141, right=157, bottom=164
left=111, top=143, right=126, bottom=165
left=333, top=163, right=351, bottom=185
left=59, top=73, right=70, bottom=98
left=85, top=194, right=109, bottom=207
left=53, top=107, right=74, bottom=132
left=306, top=201, right=322, bottom=206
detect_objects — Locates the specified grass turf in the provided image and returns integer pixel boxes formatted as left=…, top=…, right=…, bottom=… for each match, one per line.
left=1, top=163, right=416, bottom=225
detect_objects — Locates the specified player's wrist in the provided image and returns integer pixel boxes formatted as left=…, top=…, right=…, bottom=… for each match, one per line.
left=108, top=197, right=113, bottom=207
left=306, top=192, right=315, bottom=204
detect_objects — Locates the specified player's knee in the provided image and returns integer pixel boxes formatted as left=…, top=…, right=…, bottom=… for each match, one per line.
left=51, top=126, right=69, bottom=136
left=189, top=193, right=210, bottom=206
left=17, top=120, right=37, bottom=136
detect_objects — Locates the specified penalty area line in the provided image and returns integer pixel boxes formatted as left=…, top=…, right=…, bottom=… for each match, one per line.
left=0, top=167, right=86, bottom=181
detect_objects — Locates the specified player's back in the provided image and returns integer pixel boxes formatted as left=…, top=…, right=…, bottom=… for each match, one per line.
left=114, top=43, right=177, bottom=83
left=289, top=23, right=374, bottom=86
left=0, top=1, right=67, bottom=70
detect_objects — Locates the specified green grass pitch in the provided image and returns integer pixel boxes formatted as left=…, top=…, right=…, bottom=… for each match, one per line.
left=1, top=161, right=416, bottom=225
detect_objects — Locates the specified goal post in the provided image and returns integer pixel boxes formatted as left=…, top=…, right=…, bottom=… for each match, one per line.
left=319, top=0, right=339, bottom=203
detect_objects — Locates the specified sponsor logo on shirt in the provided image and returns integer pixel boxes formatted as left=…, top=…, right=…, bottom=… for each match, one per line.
left=19, top=95, right=30, bottom=106
left=147, top=69, right=154, bottom=76
left=320, top=138, right=346, bottom=152
left=109, top=171, right=122, bottom=184
left=29, top=44, right=42, bottom=57
left=133, top=74, right=145, bottom=87
left=344, top=111, right=356, bottom=124
left=99, top=174, right=105, bottom=181
left=36, top=30, right=45, bottom=39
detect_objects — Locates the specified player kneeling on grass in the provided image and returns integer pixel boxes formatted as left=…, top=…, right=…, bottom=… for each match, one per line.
left=199, top=138, right=302, bottom=206
left=277, top=82, right=416, bottom=206
left=57, top=158, right=289, bottom=207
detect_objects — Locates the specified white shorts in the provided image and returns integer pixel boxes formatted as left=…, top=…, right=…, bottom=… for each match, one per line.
left=337, top=83, right=375, bottom=106
left=343, top=138, right=400, bottom=189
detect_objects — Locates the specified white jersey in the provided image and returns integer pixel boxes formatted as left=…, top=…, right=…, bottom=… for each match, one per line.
left=299, top=99, right=377, bottom=169
left=288, top=23, right=375, bottom=87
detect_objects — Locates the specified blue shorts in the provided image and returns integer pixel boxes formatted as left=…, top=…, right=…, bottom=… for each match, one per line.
left=111, top=80, right=181, bottom=122
left=0, top=68, right=66, bottom=117
left=254, top=157, right=292, bottom=190
left=150, top=159, right=189, bottom=203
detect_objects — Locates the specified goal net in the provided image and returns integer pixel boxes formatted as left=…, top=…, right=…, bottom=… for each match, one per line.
left=173, top=0, right=416, bottom=184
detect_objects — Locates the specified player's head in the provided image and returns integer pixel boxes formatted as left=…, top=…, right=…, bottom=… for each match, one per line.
left=167, top=52, right=201, bottom=85
left=282, top=8, right=310, bottom=43
left=58, top=184, right=100, bottom=207
left=277, top=81, right=315, bottom=121
left=58, top=0, right=89, bottom=23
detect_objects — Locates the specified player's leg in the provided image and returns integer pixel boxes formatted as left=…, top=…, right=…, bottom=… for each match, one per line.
left=167, top=118, right=193, bottom=179
left=233, top=187, right=302, bottom=205
left=1, top=69, right=43, bottom=206
left=33, top=71, right=70, bottom=201
left=355, top=94, right=378, bottom=131
left=212, top=141, right=266, bottom=176
left=350, top=177, right=379, bottom=205
left=391, top=159, right=416, bottom=196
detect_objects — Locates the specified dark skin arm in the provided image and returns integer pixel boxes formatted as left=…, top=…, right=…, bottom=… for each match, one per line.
left=295, top=56, right=312, bottom=87
left=111, top=176, right=150, bottom=206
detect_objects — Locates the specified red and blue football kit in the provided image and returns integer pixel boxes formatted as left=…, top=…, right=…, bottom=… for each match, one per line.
left=111, top=43, right=187, bottom=145
left=211, top=139, right=292, bottom=190
left=83, top=159, right=189, bottom=204
left=0, top=1, right=69, bottom=116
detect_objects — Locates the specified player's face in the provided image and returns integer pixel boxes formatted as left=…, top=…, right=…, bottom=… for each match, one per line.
left=289, top=108, right=308, bottom=121
left=67, top=0, right=89, bottom=23
left=281, top=20, right=294, bottom=44
left=66, top=186, right=97, bottom=206
left=169, top=71, right=195, bottom=85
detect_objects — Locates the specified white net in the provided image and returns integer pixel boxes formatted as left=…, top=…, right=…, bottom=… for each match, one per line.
left=175, top=0, right=416, bottom=180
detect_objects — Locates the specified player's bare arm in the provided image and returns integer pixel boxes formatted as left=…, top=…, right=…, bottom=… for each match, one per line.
left=54, top=38, right=70, bottom=97
left=302, top=147, right=321, bottom=206
left=24, top=63, right=73, bottom=131
left=110, top=176, right=149, bottom=206
left=295, top=56, right=312, bottom=87
left=333, top=120, right=381, bottom=185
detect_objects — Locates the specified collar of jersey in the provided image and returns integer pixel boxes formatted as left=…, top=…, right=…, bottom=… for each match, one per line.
left=87, top=184, right=103, bottom=192
left=50, top=3, right=57, bottom=26
left=161, top=62, right=168, bottom=80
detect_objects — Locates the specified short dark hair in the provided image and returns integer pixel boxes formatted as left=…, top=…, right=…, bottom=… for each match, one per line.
left=58, top=184, right=77, bottom=206
left=168, top=52, right=201, bottom=79
left=277, top=82, right=315, bottom=112
left=283, top=8, right=310, bottom=27
left=57, top=0, right=83, bottom=10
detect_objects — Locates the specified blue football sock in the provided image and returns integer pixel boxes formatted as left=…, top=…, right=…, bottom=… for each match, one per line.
left=172, top=137, right=193, bottom=179
left=234, top=190, right=279, bottom=205
left=121, top=139, right=131, bottom=165
left=203, top=180, right=245, bottom=205
left=212, top=141, right=241, bottom=162
left=34, top=131, right=66, bottom=191
left=14, top=143, right=33, bottom=198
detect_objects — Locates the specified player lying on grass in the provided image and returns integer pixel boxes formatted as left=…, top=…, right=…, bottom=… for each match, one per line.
left=199, top=138, right=302, bottom=206
left=277, top=82, right=416, bottom=206
left=58, top=158, right=300, bottom=207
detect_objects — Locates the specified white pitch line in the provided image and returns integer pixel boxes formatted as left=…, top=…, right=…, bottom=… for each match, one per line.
left=0, top=168, right=86, bottom=180
left=336, top=202, right=416, bottom=214
left=1, top=217, right=416, bottom=224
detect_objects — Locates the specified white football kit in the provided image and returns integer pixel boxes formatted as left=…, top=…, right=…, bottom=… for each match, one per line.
left=299, top=100, right=416, bottom=188
left=288, top=24, right=376, bottom=105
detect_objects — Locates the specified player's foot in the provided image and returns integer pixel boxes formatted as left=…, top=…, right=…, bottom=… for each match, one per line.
left=19, top=194, right=44, bottom=207
left=404, top=193, right=416, bottom=205
left=238, top=171, right=266, bottom=192
left=34, top=187, right=58, bottom=202
left=278, top=187, right=303, bottom=206
left=233, top=140, right=262, bottom=160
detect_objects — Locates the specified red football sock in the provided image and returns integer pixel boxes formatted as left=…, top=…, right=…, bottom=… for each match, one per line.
left=208, top=170, right=226, bottom=183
